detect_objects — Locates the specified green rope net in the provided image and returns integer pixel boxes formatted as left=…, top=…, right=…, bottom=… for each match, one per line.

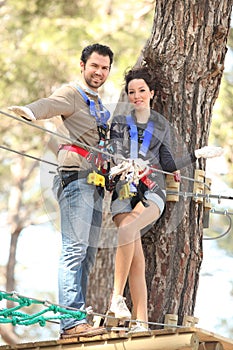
left=0, top=291, right=86, bottom=327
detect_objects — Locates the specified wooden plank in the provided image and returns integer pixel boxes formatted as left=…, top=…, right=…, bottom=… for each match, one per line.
left=199, top=342, right=224, bottom=350
left=204, top=342, right=224, bottom=350
left=177, top=328, right=233, bottom=350
left=0, top=332, right=199, bottom=350
left=0, top=327, right=232, bottom=350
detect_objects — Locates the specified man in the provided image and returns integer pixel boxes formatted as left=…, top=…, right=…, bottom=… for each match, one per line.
left=9, top=43, right=114, bottom=338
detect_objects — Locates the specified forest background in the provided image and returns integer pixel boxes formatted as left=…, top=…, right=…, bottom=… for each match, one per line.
left=0, top=0, right=233, bottom=344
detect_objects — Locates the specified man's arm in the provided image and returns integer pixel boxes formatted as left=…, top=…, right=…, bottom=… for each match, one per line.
left=9, top=85, right=75, bottom=121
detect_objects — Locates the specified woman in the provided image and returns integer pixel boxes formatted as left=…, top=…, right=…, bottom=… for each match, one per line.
left=108, top=66, right=222, bottom=333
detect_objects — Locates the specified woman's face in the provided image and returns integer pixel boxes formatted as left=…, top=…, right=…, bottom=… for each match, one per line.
left=127, top=78, right=154, bottom=111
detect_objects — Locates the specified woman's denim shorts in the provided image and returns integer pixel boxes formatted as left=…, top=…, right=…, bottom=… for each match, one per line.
left=111, top=189, right=166, bottom=219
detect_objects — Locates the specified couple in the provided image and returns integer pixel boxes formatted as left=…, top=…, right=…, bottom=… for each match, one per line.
left=9, top=43, right=222, bottom=338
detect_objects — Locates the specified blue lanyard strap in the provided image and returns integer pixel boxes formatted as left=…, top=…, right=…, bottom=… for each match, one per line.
left=76, top=86, right=110, bottom=128
left=126, top=114, right=154, bottom=158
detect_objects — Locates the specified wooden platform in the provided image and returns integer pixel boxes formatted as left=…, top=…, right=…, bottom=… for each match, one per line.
left=0, top=327, right=233, bottom=350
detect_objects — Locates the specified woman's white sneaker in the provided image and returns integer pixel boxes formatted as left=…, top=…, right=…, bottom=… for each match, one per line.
left=109, top=295, right=131, bottom=320
left=128, top=323, right=150, bottom=334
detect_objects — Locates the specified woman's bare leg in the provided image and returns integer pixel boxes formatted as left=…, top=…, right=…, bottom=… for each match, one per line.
left=128, top=238, right=148, bottom=323
left=113, top=201, right=160, bottom=298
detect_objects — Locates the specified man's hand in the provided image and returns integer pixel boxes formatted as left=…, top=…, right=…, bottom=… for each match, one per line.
left=195, top=146, right=224, bottom=159
left=8, top=106, right=36, bottom=121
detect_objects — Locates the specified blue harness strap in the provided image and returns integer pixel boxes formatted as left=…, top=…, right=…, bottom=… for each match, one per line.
left=126, top=115, right=154, bottom=158
left=76, top=86, right=110, bottom=128
left=126, top=115, right=138, bottom=159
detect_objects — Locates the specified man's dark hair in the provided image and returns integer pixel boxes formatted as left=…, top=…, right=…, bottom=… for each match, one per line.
left=81, top=43, right=114, bottom=68
left=124, top=66, right=155, bottom=94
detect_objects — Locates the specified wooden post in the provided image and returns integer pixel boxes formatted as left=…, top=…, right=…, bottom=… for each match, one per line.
left=204, top=178, right=212, bottom=210
left=166, top=171, right=180, bottom=202
left=164, top=314, right=178, bottom=329
left=104, top=310, right=120, bottom=327
left=92, top=315, right=104, bottom=327
left=182, top=315, right=199, bottom=327
left=193, top=170, right=205, bottom=203
left=203, top=177, right=212, bottom=228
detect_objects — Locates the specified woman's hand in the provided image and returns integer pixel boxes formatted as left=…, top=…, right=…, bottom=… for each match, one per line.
left=195, top=146, right=224, bottom=159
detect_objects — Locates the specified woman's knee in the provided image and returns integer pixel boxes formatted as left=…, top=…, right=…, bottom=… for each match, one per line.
left=117, top=223, right=140, bottom=245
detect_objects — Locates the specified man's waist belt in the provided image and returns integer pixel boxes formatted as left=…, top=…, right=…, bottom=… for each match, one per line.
left=59, top=144, right=106, bottom=188
left=59, top=144, right=107, bottom=171
left=59, top=144, right=89, bottom=158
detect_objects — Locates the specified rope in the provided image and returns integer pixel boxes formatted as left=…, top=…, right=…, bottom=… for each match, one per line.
left=0, top=291, right=86, bottom=327
left=0, top=109, right=211, bottom=186
left=0, top=291, right=191, bottom=330
left=0, top=145, right=57, bottom=167
left=0, top=110, right=112, bottom=159
left=87, top=310, right=186, bottom=329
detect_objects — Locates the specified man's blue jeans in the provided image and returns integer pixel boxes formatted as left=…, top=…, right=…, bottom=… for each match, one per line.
left=53, top=173, right=103, bottom=331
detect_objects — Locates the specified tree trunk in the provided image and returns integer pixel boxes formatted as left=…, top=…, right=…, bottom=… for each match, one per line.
left=141, top=0, right=232, bottom=326
left=87, top=0, right=232, bottom=328
left=1, top=157, right=25, bottom=344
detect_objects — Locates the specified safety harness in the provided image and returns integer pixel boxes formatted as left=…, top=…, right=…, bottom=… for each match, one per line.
left=58, top=86, right=111, bottom=196
left=116, top=114, right=165, bottom=206
left=126, top=114, right=154, bottom=158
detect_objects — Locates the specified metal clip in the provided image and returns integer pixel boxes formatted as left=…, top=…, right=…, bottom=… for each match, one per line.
left=87, top=171, right=105, bottom=187
left=118, top=182, right=136, bottom=200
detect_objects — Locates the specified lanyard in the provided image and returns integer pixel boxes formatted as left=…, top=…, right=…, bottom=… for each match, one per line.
left=76, top=86, right=110, bottom=128
left=126, top=114, right=154, bottom=158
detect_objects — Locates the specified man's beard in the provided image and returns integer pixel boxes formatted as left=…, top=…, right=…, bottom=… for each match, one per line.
left=84, top=73, right=103, bottom=90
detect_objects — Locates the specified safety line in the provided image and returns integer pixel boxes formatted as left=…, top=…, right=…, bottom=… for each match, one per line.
left=90, top=310, right=186, bottom=329
left=210, top=208, right=233, bottom=216
left=0, top=290, right=187, bottom=330
left=203, top=211, right=232, bottom=240
left=166, top=190, right=233, bottom=202
left=0, top=145, right=58, bottom=167
left=0, top=290, right=91, bottom=313
left=0, top=110, right=111, bottom=158
left=0, top=109, right=223, bottom=187
left=1, top=144, right=231, bottom=205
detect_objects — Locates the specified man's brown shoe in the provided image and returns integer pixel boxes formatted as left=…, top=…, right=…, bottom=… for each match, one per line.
left=60, top=323, right=107, bottom=338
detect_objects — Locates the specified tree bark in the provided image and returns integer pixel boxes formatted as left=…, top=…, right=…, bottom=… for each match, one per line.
left=88, top=0, right=232, bottom=328
left=140, top=0, right=232, bottom=326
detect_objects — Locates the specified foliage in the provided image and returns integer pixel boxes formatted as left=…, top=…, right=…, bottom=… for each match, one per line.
left=0, top=0, right=155, bottom=215
left=206, top=26, right=233, bottom=256
left=0, top=0, right=154, bottom=105
left=210, top=71, right=233, bottom=186
left=0, top=0, right=154, bottom=343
